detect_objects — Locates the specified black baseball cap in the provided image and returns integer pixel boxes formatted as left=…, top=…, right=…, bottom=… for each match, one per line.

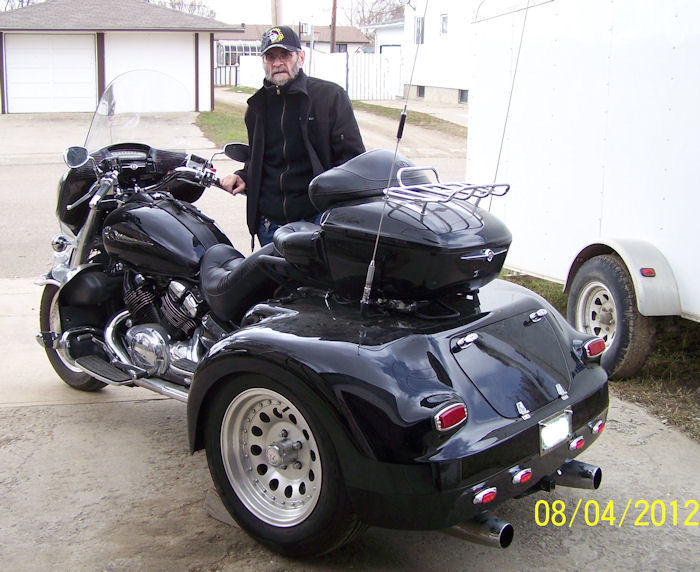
left=261, top=26, right=302, bottom=54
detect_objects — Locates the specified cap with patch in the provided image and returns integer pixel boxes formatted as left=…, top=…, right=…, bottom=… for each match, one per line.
left=261, top=26, right=302, bottom=54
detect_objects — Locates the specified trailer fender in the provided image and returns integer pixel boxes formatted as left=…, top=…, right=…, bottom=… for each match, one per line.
left=564, top=238, right=681, bottom=317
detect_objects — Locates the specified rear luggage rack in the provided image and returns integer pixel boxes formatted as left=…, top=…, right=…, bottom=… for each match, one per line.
left=384, top=166, right=510, bottom=203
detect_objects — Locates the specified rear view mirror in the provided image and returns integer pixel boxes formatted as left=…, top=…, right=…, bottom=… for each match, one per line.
left=64, top=146, right=90, bottom=169
left=223, top=143, right=250, bottom=163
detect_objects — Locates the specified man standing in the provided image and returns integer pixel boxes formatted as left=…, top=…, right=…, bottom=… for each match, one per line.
left=221, top=25, right=366, bottom=246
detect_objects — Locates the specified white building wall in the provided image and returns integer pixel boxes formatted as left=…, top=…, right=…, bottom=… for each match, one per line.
left=104, top=32, right=197, bottom=109
left=403, top=0, right=480, bottom=92
left=197, top=33, right=214, bottom=111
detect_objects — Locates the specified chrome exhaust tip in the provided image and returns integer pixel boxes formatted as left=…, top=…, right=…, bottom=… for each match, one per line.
left=443, top=511, right=514, bottom=549
left=556, top=459, right=602, bottom=490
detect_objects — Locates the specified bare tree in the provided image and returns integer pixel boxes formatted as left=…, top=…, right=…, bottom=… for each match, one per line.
left=3, top=0, right=43, bottom=10
left=343, top=0, right=404, bottom=27
left=145, top=0, right=216, bottom=18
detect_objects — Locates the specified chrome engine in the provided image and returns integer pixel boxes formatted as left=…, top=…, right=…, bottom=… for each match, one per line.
left=117, top=277, right=207, bottom=385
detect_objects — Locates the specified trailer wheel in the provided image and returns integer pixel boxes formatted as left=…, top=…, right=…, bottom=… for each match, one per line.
left=567, top=254, right=655, bottom=379
left=204, top=374, right=364, bottom=557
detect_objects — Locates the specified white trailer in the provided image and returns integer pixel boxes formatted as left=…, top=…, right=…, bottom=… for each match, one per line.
left=465, top=0, right=699, bottom=378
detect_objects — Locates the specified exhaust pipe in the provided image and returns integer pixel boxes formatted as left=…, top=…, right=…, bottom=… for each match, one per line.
left=555, top=459, right=602, bottom=490
left=443, top=511, right=514, bottom=549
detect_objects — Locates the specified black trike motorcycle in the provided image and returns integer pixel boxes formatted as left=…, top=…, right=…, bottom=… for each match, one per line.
left=37, top=71, right=608, bottom=557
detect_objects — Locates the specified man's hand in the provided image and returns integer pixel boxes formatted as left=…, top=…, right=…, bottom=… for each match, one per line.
left=220, top=173, right=246, bottom=195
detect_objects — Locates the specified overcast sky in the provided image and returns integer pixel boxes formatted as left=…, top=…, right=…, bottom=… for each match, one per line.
left=204, top=0, right=353, bottom=27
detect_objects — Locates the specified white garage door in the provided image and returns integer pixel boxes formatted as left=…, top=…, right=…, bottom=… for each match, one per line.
left=5, top=34, right=96, bottom=113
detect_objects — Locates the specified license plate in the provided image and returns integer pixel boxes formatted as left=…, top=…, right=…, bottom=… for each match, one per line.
left=539, top=410, right=573, bottom=454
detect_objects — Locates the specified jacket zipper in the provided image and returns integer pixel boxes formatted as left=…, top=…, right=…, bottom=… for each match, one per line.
left=278, top=87, right=290, bottom=222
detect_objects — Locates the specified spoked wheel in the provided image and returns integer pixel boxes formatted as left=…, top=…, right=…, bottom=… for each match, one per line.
left=573, top=280, right=617, bottom=346
left=39, top=284, right=106, bottom=392
left=567, top=254, right=655, bottom=379
left=205, top=375, right=364, bottom=557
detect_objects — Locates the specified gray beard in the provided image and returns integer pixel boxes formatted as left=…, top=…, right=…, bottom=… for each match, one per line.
left=265, top=59, right=302, bottom=86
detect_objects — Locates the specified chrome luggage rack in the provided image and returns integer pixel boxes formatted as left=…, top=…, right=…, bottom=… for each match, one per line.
left=384, top=166, right=510, bottom=203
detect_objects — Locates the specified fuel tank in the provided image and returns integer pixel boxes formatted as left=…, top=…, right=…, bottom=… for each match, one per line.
left=102, top=195, right=230, bottom=278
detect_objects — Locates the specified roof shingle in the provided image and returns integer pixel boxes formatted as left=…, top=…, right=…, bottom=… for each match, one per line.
left=0, top=0, right=242, bottom=32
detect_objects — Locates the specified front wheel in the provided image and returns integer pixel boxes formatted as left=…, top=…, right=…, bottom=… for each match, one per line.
left=204, top=374, right=364, bottom=557
left=39, top=284, right=106, bottom=392
left=567, top=254, right=656, bottom=379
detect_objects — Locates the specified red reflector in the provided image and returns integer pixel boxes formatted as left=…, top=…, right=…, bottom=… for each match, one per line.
left=569, top=436, right=585, bottom=450
left=640, top=267, right=656, bottom=277
left=473, top=487, right=498, bottom=504
left=591, top=420, right=605, bottom=435
left=584, top=338, right=606, bottom=359
left=512, top=468, right=533, bottom=485
left=434, top=403, right=467, bottom=432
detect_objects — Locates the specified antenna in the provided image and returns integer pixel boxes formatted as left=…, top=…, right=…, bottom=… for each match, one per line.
left=486, top=0, right=530, bottom=210
left=360, top=0, right=430, bottom=315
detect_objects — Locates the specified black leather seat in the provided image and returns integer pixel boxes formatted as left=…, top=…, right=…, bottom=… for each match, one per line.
left=200, top=242, right=278, bottom=324
left=308, top=149, right=429, bottom=211
left=273, top=221, right=323, bottom=266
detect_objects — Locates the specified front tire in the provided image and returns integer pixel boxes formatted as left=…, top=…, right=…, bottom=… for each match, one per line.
left=204, top=374, right=364, bottom=557
left=567, top=254, right=656, bottom=379
left=39, top=284, right=106, bottom=392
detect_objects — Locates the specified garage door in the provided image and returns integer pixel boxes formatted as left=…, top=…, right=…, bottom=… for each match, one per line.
left=5, top=34, right=96, bottom=113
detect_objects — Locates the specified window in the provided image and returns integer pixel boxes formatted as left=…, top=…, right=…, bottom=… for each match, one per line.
left=417, top=85, right=425, bottom=98
left=440, top=14, right=448, bottom=35
left=415, top=16, right=424, bottom=44
left=459, top=89, right=469, bottom=104
left=217, top=41, right=260, bottom=66
left=335, top=43, right=348, bottom=53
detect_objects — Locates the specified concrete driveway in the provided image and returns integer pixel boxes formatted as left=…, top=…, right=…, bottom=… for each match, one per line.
left=0, top=108, right=698, bottom=570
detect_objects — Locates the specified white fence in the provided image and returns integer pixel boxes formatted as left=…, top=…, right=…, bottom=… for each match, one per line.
left=215, top=48, right=403, bottom=101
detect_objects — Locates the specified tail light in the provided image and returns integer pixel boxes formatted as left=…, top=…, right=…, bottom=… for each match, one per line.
left=569, top=436, right=585, bottom=450
left=434, top=402, right=468, bottom=432
left=584, top=337, right=606, bottom=359
left=512, top=468, right=533, bottom=485
left=473, top=487, right=498, bottom=505
left=590, top=420, right=605, bottom=435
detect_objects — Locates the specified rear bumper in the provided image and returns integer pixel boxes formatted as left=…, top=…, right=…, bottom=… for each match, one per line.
left=346, top=385, right=608, bottom=530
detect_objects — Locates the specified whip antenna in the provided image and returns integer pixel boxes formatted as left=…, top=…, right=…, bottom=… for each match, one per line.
left=360, top=0, right=430, bottom=315
left=486, top=0, right=530, bottom=210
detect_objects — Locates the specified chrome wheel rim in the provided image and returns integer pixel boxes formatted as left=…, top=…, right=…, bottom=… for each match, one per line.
left=220, top=387, right=322, bottom=527
left=575, top=281, right=617, bottom=348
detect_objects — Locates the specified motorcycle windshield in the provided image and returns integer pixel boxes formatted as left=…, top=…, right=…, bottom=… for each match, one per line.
left=84, top=70, right=200, bottom=153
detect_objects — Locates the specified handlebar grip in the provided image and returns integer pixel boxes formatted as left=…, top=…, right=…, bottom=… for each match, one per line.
left=89, top=177, right=115, bottom=208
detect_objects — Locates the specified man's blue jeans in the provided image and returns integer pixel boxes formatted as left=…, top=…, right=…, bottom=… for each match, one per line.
left=257, top=214, right=322, bottom=247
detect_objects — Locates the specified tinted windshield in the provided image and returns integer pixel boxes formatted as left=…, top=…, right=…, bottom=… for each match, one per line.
left=84, top=70, right=203, bottom=152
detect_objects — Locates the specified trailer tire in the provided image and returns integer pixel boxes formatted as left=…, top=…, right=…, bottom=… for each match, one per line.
left=567, top=254, right=656, bottom=379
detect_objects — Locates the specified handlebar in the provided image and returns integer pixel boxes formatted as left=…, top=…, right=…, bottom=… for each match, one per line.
left=66, top=157, right=222, bottom=212
left=89, top=173, right=118, bottom=208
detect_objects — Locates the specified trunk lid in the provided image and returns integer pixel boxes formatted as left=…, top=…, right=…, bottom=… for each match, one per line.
left=452, top=309, right=571, bottom=418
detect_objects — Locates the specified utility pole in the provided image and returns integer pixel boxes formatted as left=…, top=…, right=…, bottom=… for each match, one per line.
left=330, top=0, right=337, bottom=52
left=271, top=0, right=279, bottom=26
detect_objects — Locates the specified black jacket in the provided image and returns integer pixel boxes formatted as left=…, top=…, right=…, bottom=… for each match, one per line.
left=236, top=70, right=365, bottom=236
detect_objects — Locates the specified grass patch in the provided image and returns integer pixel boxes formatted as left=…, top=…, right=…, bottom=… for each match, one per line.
left=197, top=96, right=467, bottom=147
left=502, top=272, right=700, bottom=441
left=351, top=101, right=467, bottom=139
left=195, top=101, right=247, bottom=148
left=227, top=86, right=257, bottom=95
